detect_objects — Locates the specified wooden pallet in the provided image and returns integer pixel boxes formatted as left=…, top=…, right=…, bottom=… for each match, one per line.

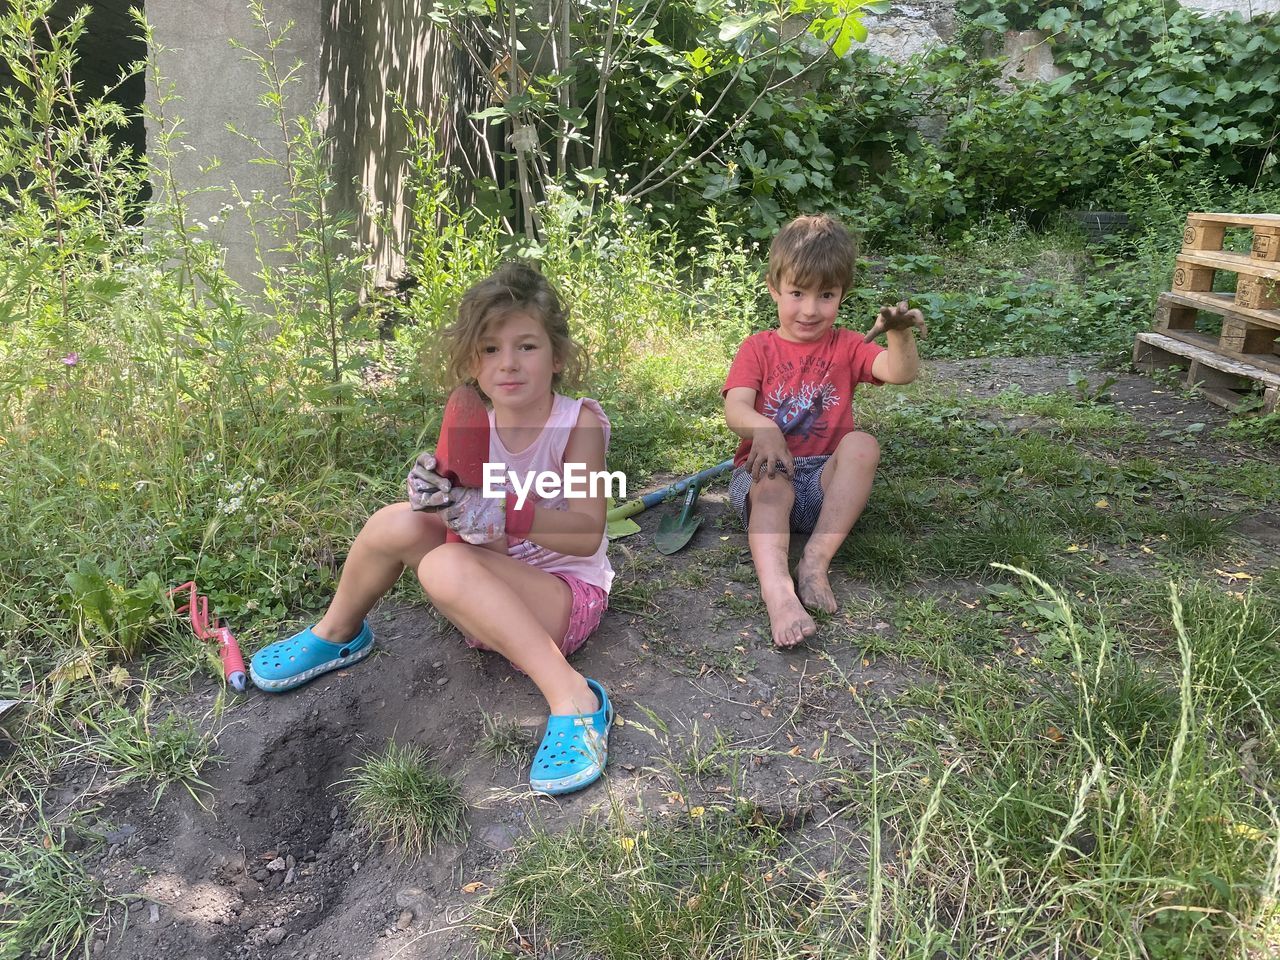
left=1133, top=331, right=1280, bottom=413
left=1154, top=290, right=1280, bottom=376
left=1177, top=212, right=1280, bottom=309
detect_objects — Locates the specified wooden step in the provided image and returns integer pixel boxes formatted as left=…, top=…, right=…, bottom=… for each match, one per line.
left=1182, top=212, right=1280, bottom=263
left=1186, top=212, right=1280, bottom=229
left=1133, top=331, right=1280, bottom=414
left=1154, top=292, right=1280, bottom=376
left=1158, top=289, right=1280, bottom=329
left=1173, top=252, right=1280, bottom=310
left=1175, top=250, right=1280, bottom=281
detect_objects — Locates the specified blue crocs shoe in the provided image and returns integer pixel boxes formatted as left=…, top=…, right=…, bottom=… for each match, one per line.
left=249, top=621, right=374, bottom=693
left=529, top=678, right=614, bottom=796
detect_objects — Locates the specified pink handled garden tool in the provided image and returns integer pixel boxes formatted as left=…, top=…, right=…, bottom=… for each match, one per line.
left=170, top=582, right=248, bottom=692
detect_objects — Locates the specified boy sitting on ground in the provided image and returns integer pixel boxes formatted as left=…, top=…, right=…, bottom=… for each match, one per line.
left=723, top=214, right=925, bottom=647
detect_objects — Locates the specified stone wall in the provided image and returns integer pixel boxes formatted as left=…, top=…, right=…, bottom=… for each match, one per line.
left=146, top=1, right=479, bottom=291
left=145, top=0, right=323, bottom=291
left=143, top=0, right=1279, bottom=291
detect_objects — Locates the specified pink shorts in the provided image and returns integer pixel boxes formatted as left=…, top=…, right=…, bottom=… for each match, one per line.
left=464, top=573, right=608, bottom=659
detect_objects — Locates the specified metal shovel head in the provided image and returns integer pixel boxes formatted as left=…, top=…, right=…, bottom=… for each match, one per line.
left=655, top=482, right=704, bottom=555
left=656, top=512, right=702, bottom=554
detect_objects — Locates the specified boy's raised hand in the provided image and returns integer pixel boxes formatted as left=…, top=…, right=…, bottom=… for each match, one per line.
left=746, top=424, right=794, bottom=481
left=865, top=300, right=927, bottom=342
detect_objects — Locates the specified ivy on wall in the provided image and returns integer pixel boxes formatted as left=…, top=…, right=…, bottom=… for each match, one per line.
left=958, top=0, right=1280, bottom=181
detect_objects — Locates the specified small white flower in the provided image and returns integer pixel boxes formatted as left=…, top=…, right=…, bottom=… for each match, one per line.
left=134, top=480, right=147, bottom=492
left=205, top=452, right=216, bottom=463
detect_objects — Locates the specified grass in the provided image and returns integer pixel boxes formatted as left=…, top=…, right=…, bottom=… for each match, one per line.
left=0, top=833, right=116, bottom=960
left=477, top=710, right=534, bottom=769
left=55, top=689, right=220, bottom=806
left=837, top=572, right=1280, bottom=959
left=342, top=740, right=468, bottom=858
left=472, top=808, right=862, bottom=959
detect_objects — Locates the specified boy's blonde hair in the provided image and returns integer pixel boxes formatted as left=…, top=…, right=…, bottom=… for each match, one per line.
left=445, top=262, right=584, bottom=389
left=767, top=214, right=858, bottom=296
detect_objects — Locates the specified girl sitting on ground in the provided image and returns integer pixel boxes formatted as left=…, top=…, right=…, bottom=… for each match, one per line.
left=249, top=262, right=614, bottom=796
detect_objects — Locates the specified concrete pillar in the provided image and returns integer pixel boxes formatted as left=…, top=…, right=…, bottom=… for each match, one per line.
left=145, top=0, right=323, bottom=293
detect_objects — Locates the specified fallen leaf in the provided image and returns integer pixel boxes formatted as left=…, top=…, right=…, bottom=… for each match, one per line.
left=760, top=705, right=773, bottom=718
left=788, top=746, right=803, bottom=757
left=689, top=806, right=705, bottom=819
left=1013, top=645, right=1026, bottom=656
left=1215, top=569, right=1254, bottom=582
left=687, top=895, right=702, bottom=910
left=618, top=837, right=637, bottom=852
left=1065, top=544, right=1082, bottom=553
left=1044, top=726, right=1064, bottom=742
left=1232, top=822, right=1266, bottom=841
left=462, top=881, right=485, bottom=894
left=1094, top=498, right=1110, bottom=509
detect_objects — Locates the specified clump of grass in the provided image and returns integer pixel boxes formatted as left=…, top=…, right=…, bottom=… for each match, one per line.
left=842, top=568, right=1280, bottom=959
left=0, top=832, right=116, bottom=958
left=473, top=809, right=861, bottom=957
left=477, top=710, right=533, bottom=769
left=61, top=689, right=219, bottom=805
left=673, top=721, right=733, bottom=780
left=343, top=740, right=466, bottom=857
left=925, top=507, right=1058, bottom=579
left=1143, top=507, right=1236, bottom=556
left=880, top=596, right=1005, bottom=678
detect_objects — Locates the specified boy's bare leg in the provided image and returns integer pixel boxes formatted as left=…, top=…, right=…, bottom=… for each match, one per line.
left=747, top=473, right=816, bottom=648
left=797, top=432, right=880, bottom=613
left=416, top=543, right=598, bottom=716
left=314, top=502, right=447, bottom=643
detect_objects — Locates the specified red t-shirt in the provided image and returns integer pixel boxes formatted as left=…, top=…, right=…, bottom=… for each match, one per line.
left=723, top=328, right=885, bottom=467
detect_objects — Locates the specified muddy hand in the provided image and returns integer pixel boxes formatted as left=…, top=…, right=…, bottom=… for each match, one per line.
left=441, top=486, right=506, bottom=544
left=408, top=451, right=452, bottom=511
left=865, top=300, right=927, bottom=341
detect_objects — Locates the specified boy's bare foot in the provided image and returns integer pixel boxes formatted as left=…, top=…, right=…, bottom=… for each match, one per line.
left=763, top=588, right=817, bottom=648
left=795, top=558, right=837, bottom=614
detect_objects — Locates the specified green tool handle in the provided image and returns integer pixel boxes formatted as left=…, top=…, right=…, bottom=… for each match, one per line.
left=605, top=458, right=732, bottom=523
left=606, top=498, right=647, bottom=522
left=677, top=481, right=701, bottom=525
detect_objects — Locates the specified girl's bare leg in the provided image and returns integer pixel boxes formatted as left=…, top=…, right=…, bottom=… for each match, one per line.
left=313, top=502, right=447, bottom=643
left=416, top=543, right=597, bottom=716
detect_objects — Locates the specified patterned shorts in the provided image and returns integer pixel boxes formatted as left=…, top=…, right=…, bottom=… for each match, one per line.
left=465, top=572, right=607, bottom=659
left=729, top=454, right=830, bottom=534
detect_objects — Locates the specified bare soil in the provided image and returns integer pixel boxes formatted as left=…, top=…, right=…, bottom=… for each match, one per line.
left=57, top=357, right=1275, bottom=960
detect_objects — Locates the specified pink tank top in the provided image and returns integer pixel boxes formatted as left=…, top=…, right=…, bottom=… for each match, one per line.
left=487, top=394, right=615, bottom=593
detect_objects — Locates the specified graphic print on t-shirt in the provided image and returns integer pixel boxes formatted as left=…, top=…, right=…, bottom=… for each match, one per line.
left=762, top=355, right=841, bottom=440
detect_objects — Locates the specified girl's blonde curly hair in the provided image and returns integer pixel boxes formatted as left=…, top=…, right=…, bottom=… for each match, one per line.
left=444, top=262, right=584, bottom=390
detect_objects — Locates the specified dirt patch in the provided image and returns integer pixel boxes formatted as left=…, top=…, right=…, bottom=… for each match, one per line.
left=62, top=355, right=1275, bottom=960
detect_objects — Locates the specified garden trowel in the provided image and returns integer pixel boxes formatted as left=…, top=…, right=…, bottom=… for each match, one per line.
left=655, top=479, right=704, bottom=555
